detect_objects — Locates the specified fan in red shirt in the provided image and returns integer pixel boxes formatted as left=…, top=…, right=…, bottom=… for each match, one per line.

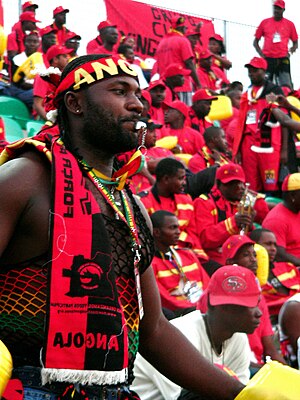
left=86, top=20, right=118, bottom=55
left=253, top=0, right=298, bottom=87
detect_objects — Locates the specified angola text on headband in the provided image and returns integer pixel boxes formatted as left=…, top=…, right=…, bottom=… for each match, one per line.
left=54, top=56, right=139, bottom=106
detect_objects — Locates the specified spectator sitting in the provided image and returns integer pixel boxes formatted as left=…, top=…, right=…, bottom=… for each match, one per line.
left=150, top=210, right=209, bottom=318
left=222, top=235, right=286, bottom=374
left=189, top=89, right=217, bottom=134
left=64, top=31, right=81, bottom=61
left=188, top=126, right=231, bottom=173
left=250, top=228, right=300, bottom=316
left=86, top=20, right=118, bottom=55
left=278, top=293, right=300, bottom=368
left=189, top=163, right=269, bottom=271
left=43, top=6, right=70, bottom=46
left=132, top=265, right=260, bottom=400
left=262, top=173, right=300, bottom=266
left=39, top=26, right=57, bottom=66
left=161, top=100, right=204, bottom=155
left=118, top=44, right=148, bottom=89
left=147, top=79, right=167, bottom=126
left=10, top=30, right=42, bottom=111
left=140, top=90, right=152, bottom=117
left=130, top=117, right=174, bottom=193
left=33, top=45, right=72, bottom=121
left=138, top=158, right=207, bottom=260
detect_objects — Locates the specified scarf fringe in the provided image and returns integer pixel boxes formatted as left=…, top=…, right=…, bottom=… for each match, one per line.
left=41, top=367, right=128, bottom=386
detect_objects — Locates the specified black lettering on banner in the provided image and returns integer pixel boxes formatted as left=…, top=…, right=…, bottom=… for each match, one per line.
left=53, top=332, right=120, bottom=350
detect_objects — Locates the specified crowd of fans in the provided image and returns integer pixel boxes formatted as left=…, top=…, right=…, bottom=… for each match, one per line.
left=0, top=0, right=300, bottom=398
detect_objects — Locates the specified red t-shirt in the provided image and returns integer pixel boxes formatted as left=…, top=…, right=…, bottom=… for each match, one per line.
left=255, top=17, right=298, bottom=58
left=160, top=125, right=204, bottom=155
left=262, top=203, right=300, bottom=258
left=155, top=31, right=194, bottom=92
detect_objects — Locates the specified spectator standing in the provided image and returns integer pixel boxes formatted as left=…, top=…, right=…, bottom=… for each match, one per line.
left=43, top=6, right=70, bottom=46
left=155, top=16, right=200, bottom=105
left=147, top=79, right=167, bottom=127
left=208, top=33, right=232, bottom=72
left=64, top=31, right=81, bottom=61
left=253, top=0, right=298, bottom=87
left=232, top=57, right=285, bottom=194
left=162, top=63, right=191, bottom=103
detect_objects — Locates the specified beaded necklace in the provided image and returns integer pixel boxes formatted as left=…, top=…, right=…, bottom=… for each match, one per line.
left=79, top=159, right=144, bottom=319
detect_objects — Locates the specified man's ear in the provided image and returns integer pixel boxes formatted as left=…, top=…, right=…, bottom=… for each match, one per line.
left=64, top=91, right=83, bottom=115
left=153, top=227, right=161, bottom=239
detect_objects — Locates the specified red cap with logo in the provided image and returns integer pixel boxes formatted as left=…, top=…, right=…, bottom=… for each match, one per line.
left=22, top=1, right=38, bottom=11
left=281, top=172, right=300, bottom=191
left=166, top=100, right=189, bottom=120
left=185, top=29, right=201, bottom=37
left=210, top=33, right=224, bottom=42
left=216, top=163, right=246, bottom=184
left=274, top=0, right=285, bottom=9
left=206, top=265, right=261, bottom=307
left=192, top=89, right=218, bottom=103
left=20, top=11, right=40, bottom=23
left=46, top=45, right=73, bottom=63
left=97, top=20, right=117, bottom=31
left=222, top=235, right=255, bottom=262
left=53, top=6, right=69, bottom=17
left=141, top=90, right=152, bottom=106
left=199, top=49, right=213, bottom=60
left=245, top=57, right=268, bottom=71
left=163, top=63, right=191, bottom=78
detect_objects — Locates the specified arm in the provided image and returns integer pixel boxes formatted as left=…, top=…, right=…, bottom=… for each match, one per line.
left=289, top=39, right=298, bottom=54
left=33, top=96, right=47, bottom=121
left=280, top=301, right=300, bottom=355
left=184, top=58, right=201, bottom=89
left=253, top=38, right=265, bottom=58
left=139, top=267, right=244, bottom=399
left=276, top=245, right=300, bottom=266
left=280, top=126, right=289, bottom=165
left=261, top=335, right=286, bottom=364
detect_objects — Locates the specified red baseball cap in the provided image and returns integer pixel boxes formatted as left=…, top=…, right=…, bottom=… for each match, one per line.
left=199, top=49, right=213, bottom=60
left=216, top=163, right=246, bottom=184
left=97, top=20, right=117, bottom=31
left=20, top=11, right=40, bottom=23
left=245, top=57, right=268, bottom=71
left=281, top=172, right=300, bottom=191
left=274, top=0, right=285, bottom=9
left=65, top=31, right=82, bottom=41
left=22, top=1, right=38, bottom=11
left=148, top=79, right=166, bottom=91
left=206, top=265, right=261, bottom=307
left=222, top=235, right=255, bottom=262
left=171, top=16, right=186, bottom=29
left=40, top=26, right=56, bottom=37
left=210, top=33, right=224, bottom=42
left=163, top=63, right=191, bottom=78
left=166, top=100, right=189, bottom=120
left=192, top=89, right=218, bottom=103
left=46, top=45, right=72, bottom=63
left=53, top=6, right=69, bottom=17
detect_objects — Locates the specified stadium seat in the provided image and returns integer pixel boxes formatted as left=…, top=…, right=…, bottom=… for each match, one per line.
left=1, top=116, right=25, bottom=143
left=0, top=96, right=31, bottom=129
left=26, top=120, right=44, bottom=137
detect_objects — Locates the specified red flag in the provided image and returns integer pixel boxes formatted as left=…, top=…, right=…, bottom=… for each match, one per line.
left=104, top=0, right=214, bottom=59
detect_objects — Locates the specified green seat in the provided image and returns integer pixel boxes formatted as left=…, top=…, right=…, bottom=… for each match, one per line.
left=0, top=96, right=31, bottom=129
left=26, top=120, right=44, bottom=137
left=265, top=196, right=283, bottom=205
left=2, top=116, right=25, bottom=143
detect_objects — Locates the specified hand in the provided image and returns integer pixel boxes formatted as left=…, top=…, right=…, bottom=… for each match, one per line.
left=234, top=213, right=253, bottom=230
left=210, top=149, right=221, bottom=163
left=265, top=93, right=278, bottom=104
